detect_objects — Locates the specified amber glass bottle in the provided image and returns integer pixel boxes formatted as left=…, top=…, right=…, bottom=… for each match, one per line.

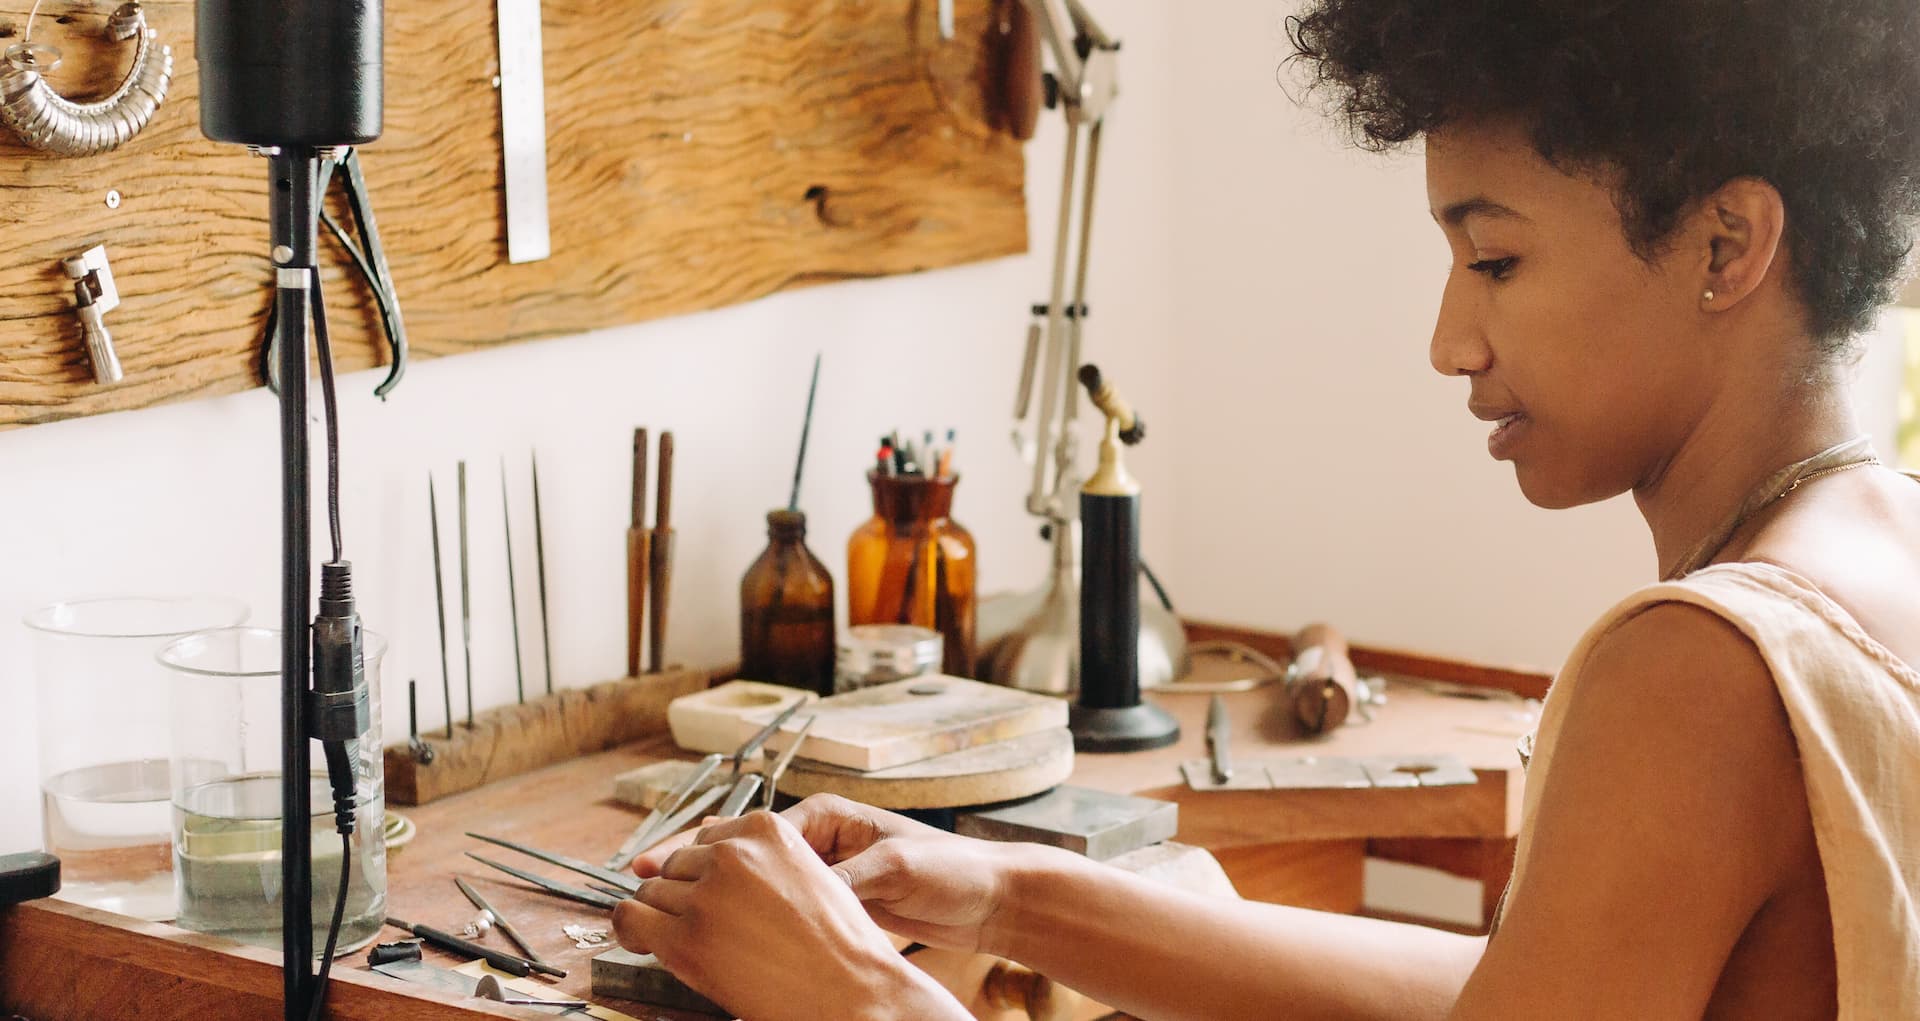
left=740, top=509, right=836, bottom=695
left=846, top=472, right=976, bottom=676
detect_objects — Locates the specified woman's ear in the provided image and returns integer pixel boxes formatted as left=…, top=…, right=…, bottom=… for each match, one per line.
left=1696, top=177, right=1787, bottom=310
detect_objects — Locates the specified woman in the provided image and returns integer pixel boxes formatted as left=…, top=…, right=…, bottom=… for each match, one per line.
left=613, top=1, right=1920, bottom=1017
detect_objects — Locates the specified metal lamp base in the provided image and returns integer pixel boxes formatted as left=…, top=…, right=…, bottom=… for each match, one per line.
left=1068, top=702, right=1180, bottom=753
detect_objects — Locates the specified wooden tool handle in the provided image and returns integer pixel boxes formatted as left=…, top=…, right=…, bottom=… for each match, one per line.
left=655, top=431, right=675, bottom=529
left=648, top=527, right=675, bottom=673
left=1289, top=622, right=1357, bottom=735
left=998, top=0, right=1043, bottom=141
left=627, top=528, right=651, bottom=678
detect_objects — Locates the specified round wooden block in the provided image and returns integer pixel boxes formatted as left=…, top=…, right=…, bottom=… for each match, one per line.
left=775, top=728, right=1074, bottom=809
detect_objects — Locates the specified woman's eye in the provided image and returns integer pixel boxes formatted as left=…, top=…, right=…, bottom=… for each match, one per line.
left=1468, top=257, right=1518, bottom=281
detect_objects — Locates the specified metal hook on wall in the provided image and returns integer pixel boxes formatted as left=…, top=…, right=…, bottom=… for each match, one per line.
left=0, top=1, right=172, bottom=157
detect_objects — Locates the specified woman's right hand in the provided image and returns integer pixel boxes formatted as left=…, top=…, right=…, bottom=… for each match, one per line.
left=631, top=793, right=1021, bottom=953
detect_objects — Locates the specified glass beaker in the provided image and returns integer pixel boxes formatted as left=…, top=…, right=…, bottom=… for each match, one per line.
left=160, top=626, right=388, bottom=956
left=847, top=471, right=977, bottom=676
left=25, top=595, right=251, bottom=921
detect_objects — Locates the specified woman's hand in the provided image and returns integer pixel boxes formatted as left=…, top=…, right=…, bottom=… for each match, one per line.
left=632, top=793, right=1022, bottom=954
left=612, top=808, right=967, bottom=1021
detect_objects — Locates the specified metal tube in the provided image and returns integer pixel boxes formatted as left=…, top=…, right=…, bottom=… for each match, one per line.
left=1026, top=122, right=1082, bottom=518
left=1062, top=119, right=1104, bottom=430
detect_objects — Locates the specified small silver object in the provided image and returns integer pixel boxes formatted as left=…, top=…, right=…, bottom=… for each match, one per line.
left=0, top=3, right=171, bottom=157
left=104, top=189, right=120, bottom=208
left=61, top=245, right=122, bottom=384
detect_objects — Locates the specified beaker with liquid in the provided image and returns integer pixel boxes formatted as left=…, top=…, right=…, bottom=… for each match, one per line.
left=25, top=595, right=251, bottom=921
left=160, top=626, right=389, bottom=956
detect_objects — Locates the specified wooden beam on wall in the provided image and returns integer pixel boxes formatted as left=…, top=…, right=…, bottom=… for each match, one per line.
left=0, top=0, right=1028, bottom=428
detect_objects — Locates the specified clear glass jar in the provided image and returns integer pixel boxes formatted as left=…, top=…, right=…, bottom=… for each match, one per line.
left=24, top=595, right=251, bottom=921
left=740, top=509, right=837, bottom=695
left=835, top=624, right=944, bottom=693
left=159, top=626, right=388, bottom=956
left=846, top=472, right=977, bottom=676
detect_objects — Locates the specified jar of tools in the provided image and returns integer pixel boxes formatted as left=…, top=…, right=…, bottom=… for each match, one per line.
left=739, top=509, right=837, bottom=695
left=847, top=470, right=977, bottom=676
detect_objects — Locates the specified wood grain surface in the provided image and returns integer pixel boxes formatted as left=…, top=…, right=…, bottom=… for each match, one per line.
left=384, top=668, right=712, bottom=806
left=0, top=0, right=1026, bottom=429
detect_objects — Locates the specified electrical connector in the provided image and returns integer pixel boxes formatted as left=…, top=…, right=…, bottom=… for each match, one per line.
left=310, top=560, right=367, bottom=836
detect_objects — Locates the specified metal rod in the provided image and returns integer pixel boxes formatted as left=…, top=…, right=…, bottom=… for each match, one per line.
left=465, top=853, right=624, bottom=910
left=1063, top=118, right=1104, bottom=428
left=458, top=460, right=474, bottom=727
left=1026, top=121, right=1082, bottom=518
left=530, top=452, right=554, bottom=695
left=466, top=832, right=639, bottom=894
left=500, top=459, right=526, bottom=704
left=270, top=148, right=318, bottom=1019
left=429, top=476, right=454, bottom=738
left=789, top=353, right=821, bottom=512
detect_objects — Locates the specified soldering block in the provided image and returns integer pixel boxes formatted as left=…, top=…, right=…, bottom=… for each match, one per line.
left=955, top=785, right=1177, bottom=861
left=612, top=758, right=725, bottom=810
left=592, top=948, right=728, bottom=1016
left=669, top=680, right=816, bottom=756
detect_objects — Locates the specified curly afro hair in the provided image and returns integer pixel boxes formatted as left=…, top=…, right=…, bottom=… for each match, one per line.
left=1287, top=0, right=1920, bottom=352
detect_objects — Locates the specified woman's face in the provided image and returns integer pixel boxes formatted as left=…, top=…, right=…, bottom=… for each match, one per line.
left=1425, top=121, right=1715, bottom=509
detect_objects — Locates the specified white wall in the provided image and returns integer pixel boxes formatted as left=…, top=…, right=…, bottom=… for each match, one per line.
left=0, top=1, right=1180, bottom=853
left=1160, top=0, right=1907, bottom=674
left=2, top=0, right=1906, bottom=859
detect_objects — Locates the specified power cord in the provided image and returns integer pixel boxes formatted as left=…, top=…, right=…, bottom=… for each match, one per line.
left=306, top=260, right=364, bottom=1021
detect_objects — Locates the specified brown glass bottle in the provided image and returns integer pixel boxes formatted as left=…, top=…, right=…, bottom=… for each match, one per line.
left=846, top=472, right=977, bottom=676
left=740, top=509, right=836, bottom=695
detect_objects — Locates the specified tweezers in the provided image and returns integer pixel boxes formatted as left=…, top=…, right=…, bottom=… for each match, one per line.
left=465, top=852, right=624, bottom=910
left=606, top=752, right=723, bottom=870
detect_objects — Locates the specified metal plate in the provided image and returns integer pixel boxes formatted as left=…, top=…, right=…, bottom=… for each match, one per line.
left=1357, top=754, right=1478, bottom=788
left=496, top=0, right=551, bottom=263
left=1264, top=756, right=1373, bottom=790
left=1180, top=759, right=1273, bottom=791
left=956, top=785, right=1177, bottom=860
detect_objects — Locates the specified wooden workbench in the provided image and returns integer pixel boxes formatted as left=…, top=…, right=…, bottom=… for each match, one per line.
left=0, top=634, right=1546, bottom=1018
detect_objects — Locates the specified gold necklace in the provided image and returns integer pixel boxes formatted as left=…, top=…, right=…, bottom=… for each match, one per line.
left=1662, top=436, right=1881, bottom=581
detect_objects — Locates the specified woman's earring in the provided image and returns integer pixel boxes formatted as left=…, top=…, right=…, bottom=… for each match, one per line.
left=1702, top=288, right=1716, bottom=305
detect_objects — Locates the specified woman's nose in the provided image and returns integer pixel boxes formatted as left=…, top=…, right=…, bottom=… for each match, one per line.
left=1430, top=283, right=1493, bottom=377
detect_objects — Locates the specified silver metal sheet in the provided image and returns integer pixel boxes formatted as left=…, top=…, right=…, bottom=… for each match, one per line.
left=956, top=785, right=1177, bottom=861
left=1180, top=759, right=1273, bottom=791
left=1264, top=756, right=1373, bottom=790
left=496, top=0, right=551, bottom=263
left=1358, top=754, right=1479, bottom=788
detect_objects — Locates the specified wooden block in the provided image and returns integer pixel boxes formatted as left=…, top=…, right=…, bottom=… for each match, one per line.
left=612, top=759, right=724, bottom=811
left=383, top=668, right=711, bottom=806
left=776, top=728, right=1074, bottom=810
left=668, top=681, right=815, bottom=755
left=746, top=676, right=1068, bottom=771
left=593, top=948, right=727, bottom=1016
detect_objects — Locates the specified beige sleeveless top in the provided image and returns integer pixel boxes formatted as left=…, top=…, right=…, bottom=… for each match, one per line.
left=1494, top=560, right=1920, bottom=1019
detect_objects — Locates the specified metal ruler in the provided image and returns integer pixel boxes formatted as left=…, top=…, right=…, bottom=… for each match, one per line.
left=496, top=0, right=551, bottom=263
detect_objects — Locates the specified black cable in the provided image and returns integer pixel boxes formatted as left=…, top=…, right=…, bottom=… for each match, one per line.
left=310, top=271, right=344, bottom=564
left=1140, top=557, right=1175, bottom=613
left=308, top=253, right=353, bottom=1021
left=307, top=831, right=351, bottom=1021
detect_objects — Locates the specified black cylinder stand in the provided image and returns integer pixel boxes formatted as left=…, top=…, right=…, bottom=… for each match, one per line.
left=197, top=4, right=382, bottom=1015
left=1071, top=490, right=1179, bottom=752
left=270, top=151, right=319, bottom=1017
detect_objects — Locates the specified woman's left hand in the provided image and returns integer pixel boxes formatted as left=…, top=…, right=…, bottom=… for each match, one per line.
left=611, top=810, right=969, bottom=1021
